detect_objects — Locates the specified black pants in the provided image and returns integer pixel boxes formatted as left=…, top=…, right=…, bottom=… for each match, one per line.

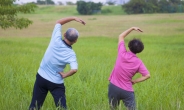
left=29, top=73, right=66, bottom=110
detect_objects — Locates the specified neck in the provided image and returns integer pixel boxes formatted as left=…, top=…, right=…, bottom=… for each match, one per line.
left=64, top=39, right=72, bottom=45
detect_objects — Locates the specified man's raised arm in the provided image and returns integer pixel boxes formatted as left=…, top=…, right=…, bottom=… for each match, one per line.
left=56, top=17, right=86, bottom=25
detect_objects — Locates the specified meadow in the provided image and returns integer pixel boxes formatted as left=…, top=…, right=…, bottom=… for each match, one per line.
left=0, top=5, right=184, bottom=110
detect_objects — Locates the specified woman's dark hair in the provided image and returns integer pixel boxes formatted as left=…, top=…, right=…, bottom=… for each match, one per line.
left=128, top=38, right=144, bottom=54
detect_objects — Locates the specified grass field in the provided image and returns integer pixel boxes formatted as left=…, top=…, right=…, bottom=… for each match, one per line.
left=0, top=5, right=184, bottom=110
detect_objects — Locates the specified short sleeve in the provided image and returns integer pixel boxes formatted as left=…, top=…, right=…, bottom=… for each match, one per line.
left=51, top=23, right=62, bottom=40
left=69, top=55, right=78, bottom=70
left=138, top=62, right=149, bottom=76
left=118, top=40, right=127, bottom=53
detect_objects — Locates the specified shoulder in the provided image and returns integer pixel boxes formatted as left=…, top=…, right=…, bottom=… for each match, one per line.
left=135, top=57, right=143, bottom=63
left=137, top=58, right=147, bottom=68
left=51, top=23, right=62, bottom=40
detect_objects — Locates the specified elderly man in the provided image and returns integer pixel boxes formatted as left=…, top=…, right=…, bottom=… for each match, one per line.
left=29, top=17, right=86, bottom=110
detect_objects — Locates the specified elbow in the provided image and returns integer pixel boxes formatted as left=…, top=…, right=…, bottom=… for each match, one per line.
left=72, top=69, right=78, bottom=73
left=56, top=20, right=60, bottom=24
left=118, top=35, right=123, bottom=40
left=118, top=34, right=121, bottom=38
left=146, top=74, right=151, bottom=79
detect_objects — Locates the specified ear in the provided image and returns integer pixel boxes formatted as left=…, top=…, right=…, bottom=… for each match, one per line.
left=73, top=39, right=78, bottom=43
left=64, top=33, right=66, bottom=38
left=71, top=39, right=77, bottom=45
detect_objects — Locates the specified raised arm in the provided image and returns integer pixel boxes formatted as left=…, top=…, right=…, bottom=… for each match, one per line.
left=56, top=17, right=86, bottom=25
left=118, top=27, right=143, bottom=44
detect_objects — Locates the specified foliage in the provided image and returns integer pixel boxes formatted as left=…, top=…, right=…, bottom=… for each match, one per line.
left=123, top=0, right=184, bottom=14
left=0, top=0, right=37, bottom=29
left=158, top=0, right=184, bottom=13
left=76, top=1, right=102, bottom=15
left=169, top=0, right=182, bottom=4
left=66, top=1, right=75, bottom=5
left=106, top=0, right=116, bottom=5
left=158, top=0, right=171, bottom=13
left=123, top=0, right=146, bottom=14
left=122, top=0, right=159, bottom=14
left=37, top=0, right=55, bottom=5
left=101, top=5, right=126, bottom=15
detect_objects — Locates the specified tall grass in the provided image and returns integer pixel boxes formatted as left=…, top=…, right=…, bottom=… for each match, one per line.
left=0, top=5, right=184, bottom=110
left=0, top=35, right=184, bottom=110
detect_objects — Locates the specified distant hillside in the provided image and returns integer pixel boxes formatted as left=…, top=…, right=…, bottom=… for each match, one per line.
left=32, top=5, right=126, bottom=15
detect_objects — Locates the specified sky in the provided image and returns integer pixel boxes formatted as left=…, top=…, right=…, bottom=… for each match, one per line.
left=14, top=0, right=129, bottom=4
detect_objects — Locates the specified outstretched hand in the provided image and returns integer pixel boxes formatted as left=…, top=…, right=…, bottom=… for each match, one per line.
left=74, top=17, right=86, bottom=25
left=132, top=27, right=143, bottom=32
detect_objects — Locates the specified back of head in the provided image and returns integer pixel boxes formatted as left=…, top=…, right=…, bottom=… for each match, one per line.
left=65, top=28, right=79, bottom=42
left=128, top=38, right=144, bottom=54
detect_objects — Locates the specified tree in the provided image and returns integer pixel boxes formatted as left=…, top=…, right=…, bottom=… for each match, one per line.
left=76, top=1, right=102, bottom=15
left=169, top=0, right=181, bottom=4
left=0, top=0, right=37, bottom=29
left=106, top=0, right=116, bottom=5
left=66, top=1, right=75, bottom=5
left=158, top=0, right=184, bottom=13
left=123, top=0, right=147, bottom=14
left=37, top=0, right=55, bottom=5
left=122, top=0, right=184, bottom=14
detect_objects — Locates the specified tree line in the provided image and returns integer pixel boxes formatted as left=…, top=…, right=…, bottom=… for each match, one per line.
left=1, top=0, right=183, bottom=29
left=123, top=0, right=184, bottom=14
left=34, top=0, right=184, bottom=14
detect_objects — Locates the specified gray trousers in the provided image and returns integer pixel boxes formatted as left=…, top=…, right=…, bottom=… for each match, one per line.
left=108, top=83, right=136, bottom=110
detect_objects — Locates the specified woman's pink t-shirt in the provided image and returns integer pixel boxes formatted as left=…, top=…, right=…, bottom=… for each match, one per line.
left=109, top=41, right=149, bottom=92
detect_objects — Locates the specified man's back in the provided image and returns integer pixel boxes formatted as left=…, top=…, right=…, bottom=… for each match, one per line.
left=38, top=24, right=77, bottom=84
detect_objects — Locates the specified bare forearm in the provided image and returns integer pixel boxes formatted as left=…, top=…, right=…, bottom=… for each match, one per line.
left=132, top=74, right=150, bottom=84
left=119, top=27, right=134, bottom=40
left=56, top=17, right=76, bottom=25
left=56, top=17, right=86, bottom=25
left=59, top=69, right=77, bottom=78
left=118, top=27, right=143, bottom=44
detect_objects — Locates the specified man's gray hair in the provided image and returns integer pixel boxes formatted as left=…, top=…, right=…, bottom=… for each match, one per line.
left=65, top=28, right=79, bottom=42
